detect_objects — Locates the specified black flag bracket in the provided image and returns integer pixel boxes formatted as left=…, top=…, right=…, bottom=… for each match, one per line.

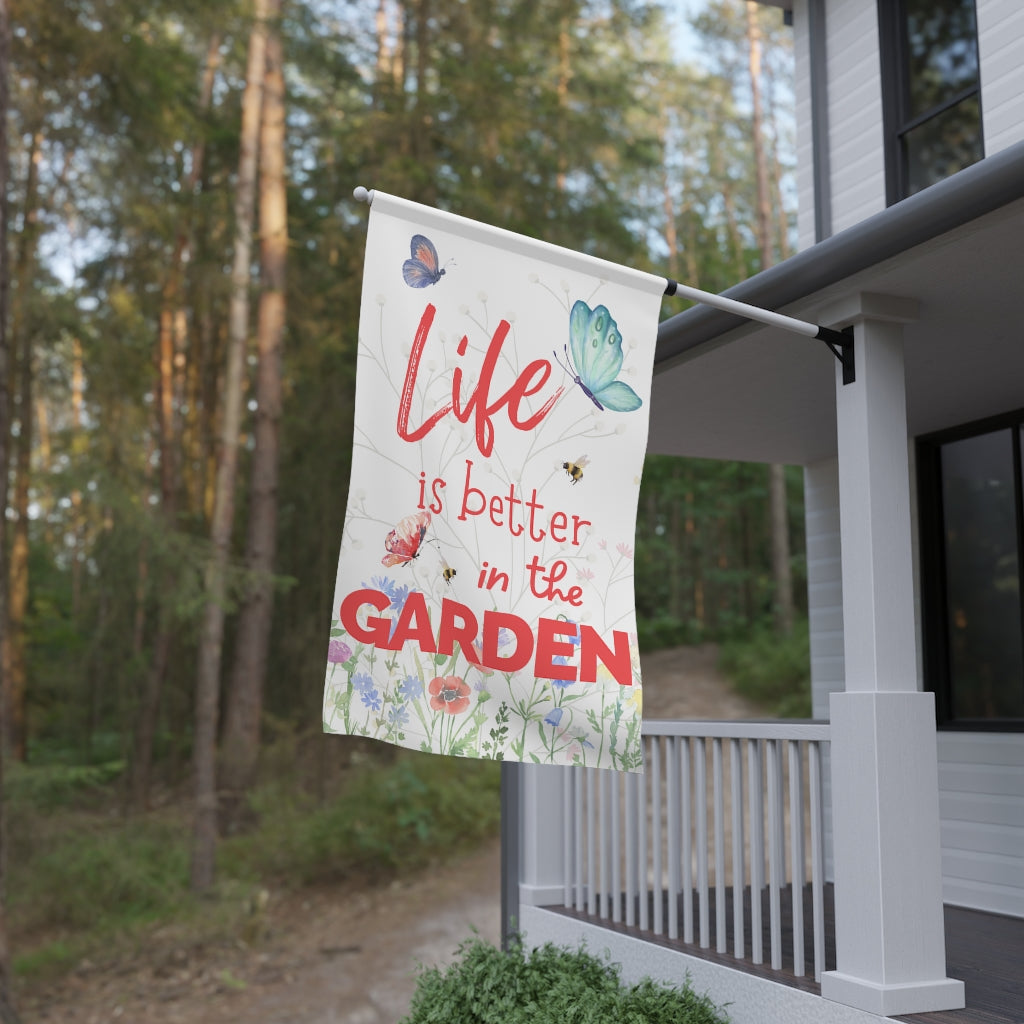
left=664, top=278, right=856, bottom=385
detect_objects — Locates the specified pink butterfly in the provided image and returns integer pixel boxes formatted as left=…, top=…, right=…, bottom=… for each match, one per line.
left=382, top=511, right=431, bottom=567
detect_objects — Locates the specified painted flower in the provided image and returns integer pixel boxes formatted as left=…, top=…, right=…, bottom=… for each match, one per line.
left=616, top=542, right=634, bottom=559
left=544, top=707, right=565, bottom=728
left=565, top=732, right=595, bottom=763
left=598, top=538, right=608, bottom=550
left=399, top=674, right=424, bottom=700
left=576, top=568, right=595, bottom=582
left=363, top=576, right=413, bottom=614
left=352, top=672, right=375, bottom=694
left=465, top=641, right=494, bottom=677
left=621, top=686, right=642, bottom=716
left=327, top=639, right=352, bottom=664
left=388, top=704, right=409, bottom=727
left=428, top=675, right=472, bottom=715
left=360, top=688, right=382, bottom=711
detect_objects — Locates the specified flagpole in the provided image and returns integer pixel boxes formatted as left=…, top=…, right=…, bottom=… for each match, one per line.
left=352, top=186, right=853, bottom=383
left=664, top=278, right=854, bottom=384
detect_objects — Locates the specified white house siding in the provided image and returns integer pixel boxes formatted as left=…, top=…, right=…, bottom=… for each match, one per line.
left=936, top=732, right=1024, bottom=918
left=976, top=0, right=1024, bottom=156
left=824, top=0, right=886, bottom=233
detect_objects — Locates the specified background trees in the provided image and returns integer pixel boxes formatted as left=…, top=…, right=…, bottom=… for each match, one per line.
left=1, top=0, right=797, bottom=897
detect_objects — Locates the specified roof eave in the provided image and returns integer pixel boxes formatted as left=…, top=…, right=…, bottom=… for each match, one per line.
left=655, top=138, right=1024, bottom=371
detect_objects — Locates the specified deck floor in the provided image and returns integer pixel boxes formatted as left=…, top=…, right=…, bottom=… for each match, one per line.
left=552, top=887, right=1024, bottom=1023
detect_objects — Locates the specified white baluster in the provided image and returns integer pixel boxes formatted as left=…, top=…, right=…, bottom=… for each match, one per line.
left=789, top=740, right=806, bottom=976
left=667, top=736, right=680, bottom=940
left=730, top=736, right=745, bottom=960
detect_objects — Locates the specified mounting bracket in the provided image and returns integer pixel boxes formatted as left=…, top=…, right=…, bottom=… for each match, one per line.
left=664, top=279, right=857, bottom=385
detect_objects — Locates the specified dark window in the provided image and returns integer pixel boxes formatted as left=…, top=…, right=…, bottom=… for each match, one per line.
left=918, top=412, right=1024, bottom=729
left=879, top=0, right=983, bottom=203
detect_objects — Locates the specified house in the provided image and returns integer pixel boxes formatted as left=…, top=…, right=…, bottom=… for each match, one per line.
left=504, top=1, right=1024, bottom=1021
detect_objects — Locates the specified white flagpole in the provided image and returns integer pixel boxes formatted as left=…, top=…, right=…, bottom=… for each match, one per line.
left=663, top=278, right=854, bottom=384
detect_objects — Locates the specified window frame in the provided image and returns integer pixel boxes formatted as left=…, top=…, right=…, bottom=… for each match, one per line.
left=878, top=0, right=984, bottom=205
left=917, top=408, right=1024, bottom=732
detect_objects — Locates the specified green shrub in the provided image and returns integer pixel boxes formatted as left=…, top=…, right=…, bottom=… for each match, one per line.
left=637, top=614, right=703, bottom=652
left=401, top=936, right=729, bottom=1024
left=9, top=814, right=192, bottom=953
left=6, top=759, right=126, bottom=811
left=220, top=751, right=501, bottom=886
left=718, top=619, right=811, bottom=718
left=10, top=748, right=502, bottom=977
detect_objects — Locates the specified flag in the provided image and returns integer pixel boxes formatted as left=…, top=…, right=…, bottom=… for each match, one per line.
left=323, top=191, right=664, bottom=771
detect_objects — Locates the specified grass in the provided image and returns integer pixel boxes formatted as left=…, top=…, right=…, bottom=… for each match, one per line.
left=7, top=744, right=502, bottom=980
left=401, top=935, right=729, bottom=1024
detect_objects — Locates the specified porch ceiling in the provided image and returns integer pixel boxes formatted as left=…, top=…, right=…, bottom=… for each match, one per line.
left=648, top=196, right=1024, bottom=467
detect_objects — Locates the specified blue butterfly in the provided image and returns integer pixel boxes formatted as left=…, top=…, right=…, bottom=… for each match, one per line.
left=402, top=234, right=449, bottom=288
left=554, top=300, right=642, bottom=412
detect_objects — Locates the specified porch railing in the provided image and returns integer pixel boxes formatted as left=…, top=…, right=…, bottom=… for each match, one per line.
left=560, top=720, right=831, bottom=982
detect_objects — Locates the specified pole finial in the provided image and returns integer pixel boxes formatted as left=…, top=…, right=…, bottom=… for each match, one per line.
left=353, top=185, right=374, bottom=205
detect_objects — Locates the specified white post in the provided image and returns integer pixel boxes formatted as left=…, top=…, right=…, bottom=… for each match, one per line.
left=818, top=293, right=965, bottom=1017
left=519, top=763, right=569, bottom=907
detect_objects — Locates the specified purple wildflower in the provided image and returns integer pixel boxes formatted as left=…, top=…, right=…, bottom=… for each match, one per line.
left=327, top=638, right=353, bottom=664
left=399, top=675, right=424, bottom=700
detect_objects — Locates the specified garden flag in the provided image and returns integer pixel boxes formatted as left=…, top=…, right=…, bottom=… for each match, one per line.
left=323, top=190, right=665, bottom=772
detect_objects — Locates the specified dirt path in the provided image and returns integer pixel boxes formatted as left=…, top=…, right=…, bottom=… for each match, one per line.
left=22, top=645, right=761, bottom=1024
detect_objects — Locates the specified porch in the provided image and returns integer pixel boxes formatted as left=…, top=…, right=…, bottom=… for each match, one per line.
left=546, top=883, right=1024, bottom=1024
left=512, top=719, right=1002, bottom=1022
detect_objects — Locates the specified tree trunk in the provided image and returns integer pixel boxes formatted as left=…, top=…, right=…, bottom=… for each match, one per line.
left=191, top=0, right=268, bottom=892
left=746, top=0, right=793, bottom=635
left=132, top=32, right=222, bottom=813
left=220, top=4, right=286, bottom=829
left=412, top=0, right=432, bottom=202
left=5, top=126, right=42, bottom=762
left=0, top=0, right=21, bottom=1013
left=769, top=463, right=793, bottom=635
left=661, top=130, right=679, bottom=282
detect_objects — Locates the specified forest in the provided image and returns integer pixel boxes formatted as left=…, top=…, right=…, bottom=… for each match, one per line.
left=0, top=0, right=804, bottom=1014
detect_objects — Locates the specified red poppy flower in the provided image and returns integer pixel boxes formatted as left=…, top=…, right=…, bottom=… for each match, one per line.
left=428, top=675, right=471, bottom=715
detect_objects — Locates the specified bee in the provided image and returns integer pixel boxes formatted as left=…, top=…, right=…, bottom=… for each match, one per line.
left=440, top=557, right=457, bottom=585
left=562, top=455, right=590, bottom=485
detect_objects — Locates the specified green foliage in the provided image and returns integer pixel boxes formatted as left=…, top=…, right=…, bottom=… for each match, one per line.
left=5, top=759, right=125, bottom=811
left=636, top=456, right=806, bottom=646
left=8, top=748, right=501, bottom=976
left=637, top=614, right=703, bottom=652
left=220, top=751, right=501, bottom=886
left=9, top=815, right=189, bottom=937
left=401, top=936, right=730, bottom=1024
left=718, top=618, right=811, bottom=717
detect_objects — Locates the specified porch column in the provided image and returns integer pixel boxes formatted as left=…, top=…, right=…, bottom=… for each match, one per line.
left=518, top=763, right=567, bottom=909
left=818, top=293, right=965, bottom=1017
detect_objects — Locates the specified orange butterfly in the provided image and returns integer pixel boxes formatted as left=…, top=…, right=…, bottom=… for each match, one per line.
left=382, top=511, right=431, bottom=567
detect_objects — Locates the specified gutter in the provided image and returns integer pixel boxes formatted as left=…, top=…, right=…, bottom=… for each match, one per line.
left=655, top=137, right=1024, bottom=369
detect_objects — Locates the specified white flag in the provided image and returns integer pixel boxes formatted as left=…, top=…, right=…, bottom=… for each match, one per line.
left=324, top=191, right=664, bottom=771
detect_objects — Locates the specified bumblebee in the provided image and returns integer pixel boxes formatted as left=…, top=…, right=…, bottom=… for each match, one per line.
left=441, top=560, right=456, bottom=585
left=562, top=455, right=590, bottom=485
